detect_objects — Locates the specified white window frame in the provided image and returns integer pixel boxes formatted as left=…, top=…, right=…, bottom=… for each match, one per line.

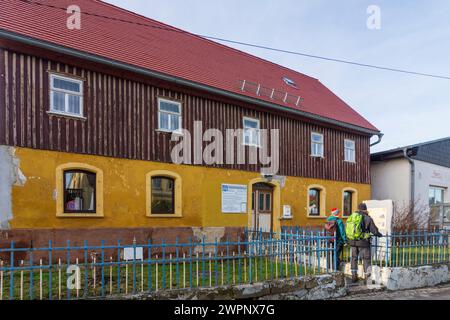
left=242, top=117, right=261, bottom=147
left=49, top=73, right=84, bottom=118
left=157, top=98, right=182, bottom=133
left=344, top=139, right=356, bottom=163
left=429, top=186, right=446, bottom=206
left=311, top=132, right=324, bottom=157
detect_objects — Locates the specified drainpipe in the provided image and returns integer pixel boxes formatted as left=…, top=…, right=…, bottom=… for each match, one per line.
left=370, top=133, right=384, bottom=147
left=403, top=148, right=415, bottom=208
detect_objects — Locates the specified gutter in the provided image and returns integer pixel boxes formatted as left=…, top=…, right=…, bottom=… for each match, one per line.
left=0, top=29, right=381, bottom=136
left=403, top=148, right=416, bottom=207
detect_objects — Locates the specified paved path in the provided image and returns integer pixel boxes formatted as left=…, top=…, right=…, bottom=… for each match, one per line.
left=337, top=283, right=450, bottom=300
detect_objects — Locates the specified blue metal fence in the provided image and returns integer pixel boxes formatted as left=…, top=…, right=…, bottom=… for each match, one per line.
left=341, top=230, right=449, bottom=268
left=0, top=230, right=336, bottom=300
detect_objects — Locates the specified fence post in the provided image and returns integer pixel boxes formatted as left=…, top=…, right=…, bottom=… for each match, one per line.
left=9, top=241, right=14, bottom=300
left=48, top=240, right=53, bottom=300
left=176, top=237, right=180, bottom=289
left=214, top=237, right=218, bottom=287
left=29, top=244, right=34, bottom=300
left=148, top=239, right=152, bottom=291
left=132, top=237, right=137, bottom=294
left=333, top=230, right=337, bottom=272
left=117, top=239, right=121, bottom=294
left=201, top=236, right=205, bottom=288
left=189, top=238, right=193, bottom=289
left=237, top=236, right=241, bottom=284
left=162, top=239, right=166, bottom=290
left=66, top=239, right=70, bottom=300
left=83, top=240, right=88, bottom=298
left=226, top=236, right=230, bottom=285
left=101, top=240, right=105, bottom=297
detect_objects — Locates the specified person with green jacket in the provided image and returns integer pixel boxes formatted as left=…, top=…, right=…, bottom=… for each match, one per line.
left=326, top=208, right=347, bottom=268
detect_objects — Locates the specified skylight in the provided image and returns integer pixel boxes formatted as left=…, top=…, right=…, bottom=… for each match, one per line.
left=282, top=77, right=297, bottom=88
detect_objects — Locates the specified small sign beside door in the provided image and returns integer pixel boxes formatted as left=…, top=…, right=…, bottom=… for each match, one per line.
left=283, top=205, right=292, bottom=218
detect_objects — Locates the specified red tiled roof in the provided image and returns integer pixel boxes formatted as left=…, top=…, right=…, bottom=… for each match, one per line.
left=0, top=0, right=379, bottom=132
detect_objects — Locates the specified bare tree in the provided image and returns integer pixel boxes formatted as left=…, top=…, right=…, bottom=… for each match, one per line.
left=392, top=198, right=431, bottom=233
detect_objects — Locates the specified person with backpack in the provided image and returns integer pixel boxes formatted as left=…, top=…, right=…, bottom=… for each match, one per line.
left=325, top=208, right=347, bottom=269
left=345, top=203, right=383, bottom=283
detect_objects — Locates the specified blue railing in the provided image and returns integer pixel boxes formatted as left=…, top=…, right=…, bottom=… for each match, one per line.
left=0, top=230, right=337, bottom=300
left=341, top=230, right=449, bottom=268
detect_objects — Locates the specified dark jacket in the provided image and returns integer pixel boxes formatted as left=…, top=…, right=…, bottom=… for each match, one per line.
left=348, top=211, right=383, bottom=247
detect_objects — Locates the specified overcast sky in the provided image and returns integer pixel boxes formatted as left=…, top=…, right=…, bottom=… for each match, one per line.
left=105, top=0, right=450, bottom=152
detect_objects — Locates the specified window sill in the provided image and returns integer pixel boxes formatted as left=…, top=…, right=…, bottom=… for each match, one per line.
left=147, top=214, right=183, bottom=218
left=155, top=129, right=184, bottom=136
left=57, top=213, right=104, bottom=218
left=279, top=216, right=293, bottom=220
left=47, top=111, right=86, bottom=121
left=242, top=143, right=261, bottom=148
left=344, top=160, right=356, bottom=164
left=307, top=215, right=327, bottom=219
left=310, top=155, right=324, bottom=159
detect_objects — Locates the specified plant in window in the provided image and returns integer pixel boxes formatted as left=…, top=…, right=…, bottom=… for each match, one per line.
left=63, top=170, right=96, bottom=213
left=309, top=188, right=321, bottom=215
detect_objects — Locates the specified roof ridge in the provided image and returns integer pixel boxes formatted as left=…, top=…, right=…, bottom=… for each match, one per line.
left=372, top=137, right=450, bottom=155
left=95, top=0, right=317, bottom=82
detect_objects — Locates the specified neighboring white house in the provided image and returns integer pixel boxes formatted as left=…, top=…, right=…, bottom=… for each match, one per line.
left=371, top=137, right=450, bottom=226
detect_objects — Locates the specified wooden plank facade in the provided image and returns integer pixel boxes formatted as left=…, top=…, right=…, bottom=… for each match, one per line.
left=0, top=47, right=371, bottom=184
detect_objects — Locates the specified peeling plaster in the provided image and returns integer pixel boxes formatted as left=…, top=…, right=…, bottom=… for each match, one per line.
left=0, top=146, right=27, bottom=229
left=192, top=227, right=225, bottom=253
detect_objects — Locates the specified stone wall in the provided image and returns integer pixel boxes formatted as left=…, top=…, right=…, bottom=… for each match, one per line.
left=371, top=263, right=450, bottom=291
left=107, top=273, right=347, bottom=300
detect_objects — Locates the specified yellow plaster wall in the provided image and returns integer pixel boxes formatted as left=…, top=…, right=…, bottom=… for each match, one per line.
left=10, top=147, right=371, bottom=230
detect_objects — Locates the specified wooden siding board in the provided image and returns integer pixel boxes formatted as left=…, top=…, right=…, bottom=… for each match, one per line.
left=0, top=49, right=5, bottom=145
left=1, top=49, right=371, bottom=184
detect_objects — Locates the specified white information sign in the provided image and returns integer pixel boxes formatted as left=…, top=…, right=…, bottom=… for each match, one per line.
left=123, top=247, right=143, bottom=261
left=365, top=200, right=394, bottom=261
left=221, top=184, right=247, bottom=213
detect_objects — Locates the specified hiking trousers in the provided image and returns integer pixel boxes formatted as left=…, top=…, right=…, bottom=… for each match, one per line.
left=350, top=246, right=371, bottom=276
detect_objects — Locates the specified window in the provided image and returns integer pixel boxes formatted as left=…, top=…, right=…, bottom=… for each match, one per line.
left=56, top=163, right=104, bottom=217
left=50, top=74, right=83, bottom=117
left=243, top=117, right=260, bottom=147
left=258, top=191, right=272, bottom=212
left=282, top=76, right=297, bottom=88
left=158, top=98, right=182, bottom=132
left=429, top=186, right=445, bottom=206
left=308, top=188, right=321, bottom=216
left=344, top=139, right=356, bottom=162
left=146, top=170, right=182, bottom=217
left=63, top=170, right=96, bottom=213
left=311, top=133, right=324, bottom=157
left=343, top=191, right=353, bottom=217
left=151, top=176, right=175, bottom=214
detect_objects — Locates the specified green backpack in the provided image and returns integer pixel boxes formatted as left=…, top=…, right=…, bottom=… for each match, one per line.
left=345, top=212, right=366, bottom=241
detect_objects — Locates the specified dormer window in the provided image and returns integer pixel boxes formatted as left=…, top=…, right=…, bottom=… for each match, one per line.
left=282, top=76, right=297, bottom=88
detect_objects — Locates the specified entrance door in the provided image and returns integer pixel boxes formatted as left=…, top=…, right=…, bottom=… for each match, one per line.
left=251, top=183, right=273, bottom=233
